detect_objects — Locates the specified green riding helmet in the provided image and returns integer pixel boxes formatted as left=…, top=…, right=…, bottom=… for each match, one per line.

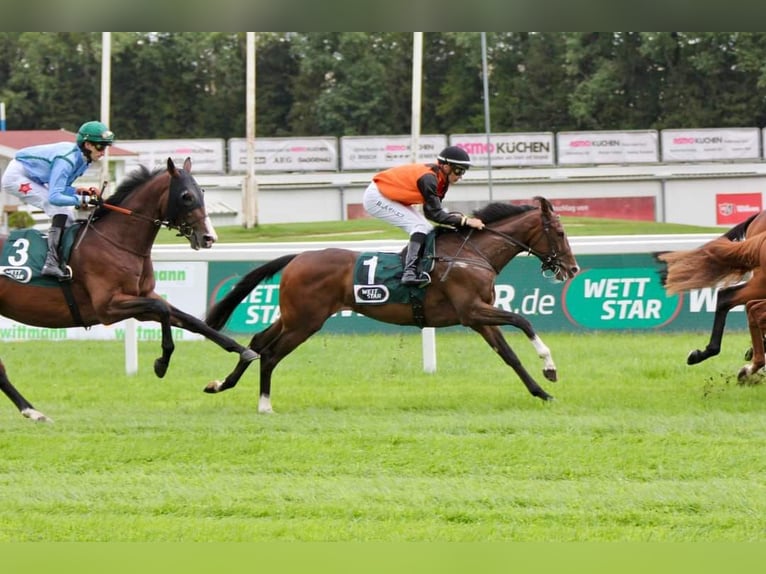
left=76, top=121, right=115, bottom=146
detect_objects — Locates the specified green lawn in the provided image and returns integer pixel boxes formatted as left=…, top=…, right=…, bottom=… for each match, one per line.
left=1, top=331, right=764, bottom=542
left=156, top=215, right=725, bottom=245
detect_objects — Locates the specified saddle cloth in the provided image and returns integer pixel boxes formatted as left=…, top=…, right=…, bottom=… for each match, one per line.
left=352, top=232, right=436, bottom=305
left=0, top=224, right=82, bottom=285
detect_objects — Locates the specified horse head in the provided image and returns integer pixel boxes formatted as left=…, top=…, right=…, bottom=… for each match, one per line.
left=474, top=198, right=579, bottom=282
left=164, top=157, right=218, bottom=250
left=531, top=196, right=579, bottom=282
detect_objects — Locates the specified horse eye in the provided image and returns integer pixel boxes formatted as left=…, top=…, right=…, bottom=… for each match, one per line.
left=181, top=191, right=194, bottom=206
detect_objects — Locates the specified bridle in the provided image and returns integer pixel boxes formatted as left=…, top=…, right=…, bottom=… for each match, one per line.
left=483, top=212, right=564, bottom=278
left=77, top=170, right=208, bottom=256
left=437, top=210, right=566, bottom=280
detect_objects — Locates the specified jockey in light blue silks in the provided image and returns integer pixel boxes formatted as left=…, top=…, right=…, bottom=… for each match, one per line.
left=1, top=120, right=114, bottom=280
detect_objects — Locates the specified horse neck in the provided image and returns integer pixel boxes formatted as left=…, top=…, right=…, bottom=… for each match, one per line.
left=96, top=176, right=169, bottom=253
left=481, top=210, right=542, bottom=269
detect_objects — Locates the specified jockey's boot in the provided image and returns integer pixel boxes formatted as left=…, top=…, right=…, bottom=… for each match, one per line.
left=401, top=232, right=430, bottom=287
left=41, top=214, right=71, bottom=280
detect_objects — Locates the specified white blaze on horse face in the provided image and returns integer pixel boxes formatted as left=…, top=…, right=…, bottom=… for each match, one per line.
left=203, top=216, right=218, bottom=245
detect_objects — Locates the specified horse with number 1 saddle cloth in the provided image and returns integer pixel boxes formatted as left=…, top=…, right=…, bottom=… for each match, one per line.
left=204, top=197, right=581, bottom=414
left=352, top=232, right=437, bottom=313
left=0, top=225, right=83, bottom=286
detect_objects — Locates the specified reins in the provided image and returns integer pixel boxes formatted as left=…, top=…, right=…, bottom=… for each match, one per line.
left=73, top=185, right=206, bottom=257
left=435, top=211, right=564, bottom=280
left=484, top=216, right=562, bottom=277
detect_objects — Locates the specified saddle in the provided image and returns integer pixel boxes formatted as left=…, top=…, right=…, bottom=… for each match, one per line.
left=352, top=231, right=437, bottom=307
left=0, top=224, right=83, bottom=286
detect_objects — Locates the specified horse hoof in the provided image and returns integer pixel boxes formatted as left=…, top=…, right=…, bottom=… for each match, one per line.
left=687, top=350, right=704, bottom=365
left=154, top=359, right=169, bottom=378
left=241, top=349, right=259, bottom=362
left=543, top=369, right=558, bottom=382
left=737, top=366, right=750, bottom=382
left=744, top=347, right=754, bottom=361
left=204, top=381, right=221, bottom=394
left=22, top=408, right=53, bottom=423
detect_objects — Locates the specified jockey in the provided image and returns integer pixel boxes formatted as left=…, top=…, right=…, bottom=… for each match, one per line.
left=363, top=145, right=485, bottom=287
left=1, top=120, right=114, bottom=280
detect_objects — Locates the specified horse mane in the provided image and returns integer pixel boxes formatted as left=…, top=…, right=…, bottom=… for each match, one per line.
left=95, top=165, right=163, bottom=215
left=472, top=202, right=536, bottom=224
left=658, top=231, right=766, bottom=294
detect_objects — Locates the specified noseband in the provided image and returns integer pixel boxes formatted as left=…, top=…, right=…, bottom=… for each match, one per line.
left=164, top=171, right=207, bottom=240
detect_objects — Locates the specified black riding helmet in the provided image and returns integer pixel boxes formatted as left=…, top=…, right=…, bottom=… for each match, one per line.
left=437, top=146, right=472, bottom=169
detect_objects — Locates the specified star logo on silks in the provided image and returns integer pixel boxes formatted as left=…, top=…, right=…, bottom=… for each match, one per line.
left=17, top=182, right=32, bottom=195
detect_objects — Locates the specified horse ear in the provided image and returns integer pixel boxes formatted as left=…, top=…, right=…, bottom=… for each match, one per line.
left=537, top=196, right=553, bottom=215
left=183, top=157, right=192, bottom=173
left=167, top=157, right=177, bottom=175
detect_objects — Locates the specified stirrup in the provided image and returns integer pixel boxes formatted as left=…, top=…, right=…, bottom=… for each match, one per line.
left=402, top=271, right=430, bottom=287
left=42, top=264, right=72, bottom=281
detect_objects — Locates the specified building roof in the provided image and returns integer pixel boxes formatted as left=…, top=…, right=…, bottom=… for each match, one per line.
left=0, top=129, right=136, bottom=158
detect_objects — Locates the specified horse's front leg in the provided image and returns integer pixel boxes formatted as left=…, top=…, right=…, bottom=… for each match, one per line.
left=470, top=324, right=553, bottom=401
left=461, top=303, right=557, bottom=382
left=103, top=298, right=176, bottom=378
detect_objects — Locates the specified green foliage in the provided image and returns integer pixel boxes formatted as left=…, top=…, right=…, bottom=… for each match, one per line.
left=3, top=32, right=766, bottom=139
left=7, top=210, right=35, bottom=229
left=0, top=332, right=764, bottom=541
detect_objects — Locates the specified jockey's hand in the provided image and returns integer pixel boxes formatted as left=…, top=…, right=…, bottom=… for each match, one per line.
left=75, top=187, right=100, bottom=209
left=466, top=217, right=485, bottom=230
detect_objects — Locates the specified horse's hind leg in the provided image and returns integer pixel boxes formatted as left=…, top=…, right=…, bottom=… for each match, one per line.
left=0, top=359, right=52, bottom=422
left=169, top=305, right=259, bottom=363
left=687, top=283, right=746, bottom=365
left=205, top=321, right=281, bottom=395
left=739, top=299, right=766, bottom=382
left=471, top=325, right=553, bottom=401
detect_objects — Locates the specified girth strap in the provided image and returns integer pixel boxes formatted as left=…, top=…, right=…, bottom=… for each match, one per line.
left=59, top=279, right=87, bottom=328
left=409, top=291, right=426, bottom=328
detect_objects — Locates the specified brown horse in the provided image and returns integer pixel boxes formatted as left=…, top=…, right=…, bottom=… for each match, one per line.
left=657, top=212, right=766, bottom=380
left=205, top=196, right=580, bottom=412
left=0, top=158, right=256, bottom=422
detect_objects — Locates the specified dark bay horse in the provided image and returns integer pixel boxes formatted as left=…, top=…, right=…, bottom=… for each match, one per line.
left=205, top=196, right=580, bottom=412
left=0, top=157, right=256, bottom=422
left=657, top=215, right=766, bottom=380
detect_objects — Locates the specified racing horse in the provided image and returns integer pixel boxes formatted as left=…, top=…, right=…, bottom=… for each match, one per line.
left=657, top=213, right=766, bottom=381
left=0, top=158, right=256, bottom=422
left=205, top=196, right=580, bottom=412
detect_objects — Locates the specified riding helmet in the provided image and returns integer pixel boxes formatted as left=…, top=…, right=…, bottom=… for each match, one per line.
left=76, top=121, right=115, bottom=146
left=437, top=146, right=472, bottom=169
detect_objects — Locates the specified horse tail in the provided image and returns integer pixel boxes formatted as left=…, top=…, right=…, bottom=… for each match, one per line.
left=206, top=253, right=298, bottom=330
left=723, top=212, right=759, bottom=241
left=657, top=233, right=766, bottom=294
